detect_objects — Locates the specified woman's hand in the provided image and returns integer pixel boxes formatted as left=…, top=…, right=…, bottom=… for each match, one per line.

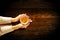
left=12, top=19, right=32, bottom=30
left=12, top=14, right=32, bottom=30
left=12, top=23, right=30, bottom=30
left=11, top=14, right=28, bottom=22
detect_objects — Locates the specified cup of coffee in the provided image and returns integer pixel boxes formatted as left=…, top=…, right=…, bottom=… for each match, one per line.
left=20, top=14, right=29, bottom=24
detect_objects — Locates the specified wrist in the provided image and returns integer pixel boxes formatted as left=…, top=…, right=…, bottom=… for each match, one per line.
left=12, top=24, right=23, bottom=30
left=11, top=18, right=18, bottom=22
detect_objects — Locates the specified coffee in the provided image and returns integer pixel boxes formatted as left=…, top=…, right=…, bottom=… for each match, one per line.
left=20, top=14, right=29, bottom=24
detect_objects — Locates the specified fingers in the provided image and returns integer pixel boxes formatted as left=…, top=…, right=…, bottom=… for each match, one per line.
left=23, top=19, right=32, bottom=28
left=22, top=23, right=30, bottom=28
left=28, top=19, right=32, bottom=22
left=20, top=14, right=29, bottom=19
left=15, top=14, right=29, bottom=22
left=12, top=14, right=32, bottom=29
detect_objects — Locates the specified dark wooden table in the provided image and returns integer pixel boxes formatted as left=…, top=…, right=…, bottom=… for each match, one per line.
left=0, top=9, right=59, bottom=40
left=0, top=0, right=59, bottom=40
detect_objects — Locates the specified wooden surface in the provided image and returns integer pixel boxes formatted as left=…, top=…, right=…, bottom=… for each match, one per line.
left=0, top=9, right=59, bottom=40
left=0, top=0, right=59, bottom=40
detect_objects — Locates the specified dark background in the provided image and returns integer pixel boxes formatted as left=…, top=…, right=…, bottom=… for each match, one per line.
left=0, top=0, right=59, bottom=40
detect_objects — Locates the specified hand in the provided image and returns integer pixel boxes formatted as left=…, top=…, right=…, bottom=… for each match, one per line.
left=11, top=14, right=29, bottom=22
left=20, top=19, right=32, bottom=28
left=12, top=23, right=30, bottom=30
left=12, top=19, right=32, bottom=30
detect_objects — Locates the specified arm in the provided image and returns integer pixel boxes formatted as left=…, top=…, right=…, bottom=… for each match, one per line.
left=0, top=14, right=27, bottom=24
left=0, top=23, right=30, bottom=36
left=0, top=16, right=12, bottom=24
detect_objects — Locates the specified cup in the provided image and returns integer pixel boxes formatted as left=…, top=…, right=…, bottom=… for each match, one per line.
left=20, top=14, right=29, bottom=24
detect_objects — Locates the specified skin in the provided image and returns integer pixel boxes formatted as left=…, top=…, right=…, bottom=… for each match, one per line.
left=11, top=14, right=32, bottom=29
left=0, top=14, right=32, bottom=36
left=11, top=14, right=28, bottom=22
